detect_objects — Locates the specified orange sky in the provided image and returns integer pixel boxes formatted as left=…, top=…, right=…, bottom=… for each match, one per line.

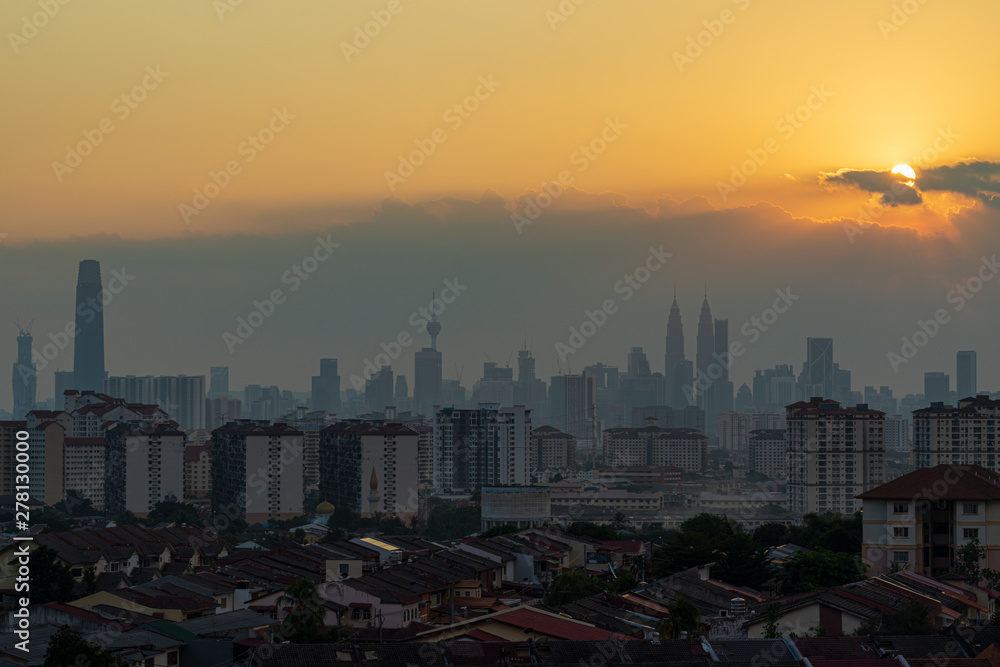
left=1, top=0, right=998, bottom=240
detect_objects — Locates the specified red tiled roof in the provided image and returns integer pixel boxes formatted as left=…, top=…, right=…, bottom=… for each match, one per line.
left=599, top=541, right=644, bottom=553
left=857, top=465, right=1000, bottom=500
left=490, top=608, right=628, bottom=641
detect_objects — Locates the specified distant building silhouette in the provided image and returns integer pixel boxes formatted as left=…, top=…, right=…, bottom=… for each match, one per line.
left=414, top=295, right=443, bottom=415
left=957, top=351, right=977, bottom=399
left=664, top=291, right=690, bottom=409
left=209, top=366, right=230, bottom=398
left=73, top=260, right=106, bottom=392
left=924, top=371, right=950, bottom=405
left=805, top=337, right=834, bottom=398
left=311, top=358, right=341, bottom=414
left=12, top=324, right=36, bottom=419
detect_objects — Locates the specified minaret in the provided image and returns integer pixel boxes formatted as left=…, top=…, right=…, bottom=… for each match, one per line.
left=695, top=288, right=715, bottom=419
left=664, top=288, right=686, bottom=408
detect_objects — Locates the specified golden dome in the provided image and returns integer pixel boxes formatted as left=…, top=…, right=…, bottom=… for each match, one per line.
left=316, top=501, right=335, bottom=515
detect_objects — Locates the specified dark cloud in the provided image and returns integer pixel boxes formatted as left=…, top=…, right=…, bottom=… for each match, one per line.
left=917, top=160, right=1000, bottom=206
left=822, top=169, right=922, bottom=206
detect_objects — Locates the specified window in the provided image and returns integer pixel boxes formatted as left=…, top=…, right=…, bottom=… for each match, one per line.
left=964, top=528, right=980, bottom=540
left=893, top=503, right=908, bottom=513
left=339, top=563, right=350, bottom=578
left=893, top=527, right=909, bottom=538
left=362, top=609, right=371, bottom=620
left=167, top=651, right=178, bottom=666
left=893, top=552, right=909, bottom=562
left=351, top=608, right=361, bottom=620
left=220, top=598, right=228, bottom=609
left=963, top=503, right=979, bottom=515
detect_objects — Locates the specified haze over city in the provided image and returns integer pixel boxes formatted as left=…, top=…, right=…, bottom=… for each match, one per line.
left=5, top=2, right=1000, bottom=662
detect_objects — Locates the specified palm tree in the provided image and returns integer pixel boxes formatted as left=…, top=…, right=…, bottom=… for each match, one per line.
left=659, top=596, right=701, bottom=639
left=276, top=578, right=326, bottom=642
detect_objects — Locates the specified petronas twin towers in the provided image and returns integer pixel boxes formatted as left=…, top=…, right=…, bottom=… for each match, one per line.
left=664, top=291, right=733, bottom=434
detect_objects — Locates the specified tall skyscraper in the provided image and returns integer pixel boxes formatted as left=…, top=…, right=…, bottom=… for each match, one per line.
left=711, top=317, right=734, bottom=416
left=664, top=292, right=690, bottom=409
left=413, top=300, right=443, bottom=414
left=695, top=293, right=716, bottom=430
left=104, top=374, right=206, bottom=430
left=12, top=324, right=36, bottom=420
left=924, top=371, right=950, bottom=405
left=805, top=337, right=834, bottom=398
left=54, top=371, right=74, bottom=410
left=627, top=347, right=651, bottom=377
left=209, top=366, right=230, bottom=398
left=311, top=358, right=341, bottom=414
left=957, top=351, right=978, bottom=399
left=73, top=260, right=106, bottom=392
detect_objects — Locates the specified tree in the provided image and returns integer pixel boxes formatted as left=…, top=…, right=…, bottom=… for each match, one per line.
left=782, top=549, right=865, bottom=595
left=480, top=525, right=521, bottom=538
left=714, top=532, right=772, bottom=590
left=566, top=522, right=621, bottom=540
left=44, top=626, right=114, bottom=667
left=545, top=571, right=608, bottom=606
left=54, top=490, right=97, bottom=517
left=32, top=546, right=75, bottom=604
left=83, top=566, right=97, bottom=595
left=653, top=530, right=717, bottom=578
left=679, top=513, right=736, bottom=537
left=614, top=571, right=638, bottom=593
left=762, top=603, right=782, bottom=639
left=754, top=523, right=790, bottom=549
left=660, top=596, right=701, bottom=638
left=277, top=578, right=326, bottom=643
left=145, top=500, right=203, bottom=527
left=956, top=537, right=987, bottom=584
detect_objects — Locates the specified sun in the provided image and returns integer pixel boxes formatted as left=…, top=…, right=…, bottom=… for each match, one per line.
left=891, top=163, right=916, bottom=184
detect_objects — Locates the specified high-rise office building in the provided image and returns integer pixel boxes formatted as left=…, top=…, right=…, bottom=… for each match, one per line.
left=73, top=260, right=106, bottom=393
left=413, top=302, right=443, bottom=415
left=711, top=317, right=734, bottom=418
left=432, top=404, right=531, bottom=492
left=365, top=365, right=394, bottom=412
left=805, top=338, right=834, bottom=399
left=957, top=351, right=977, bottom=400
left=627, top=347, right=651, bottom=377
left=885, top=415, right=910, bottom=453
left=311, top=358, right=341, bottom=414
left=394, top=375, right=408, bottom=402
left=54, top=371, right=74, bottom=410
left=12, top=325, right=36, bottom=420
left=924, top=372, right=950, bottom=405
left=209, top=366, right=230, bottom=398
left=695, top=294, right=716, bottom=427
left=786, top=397, right=885, bottom=514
